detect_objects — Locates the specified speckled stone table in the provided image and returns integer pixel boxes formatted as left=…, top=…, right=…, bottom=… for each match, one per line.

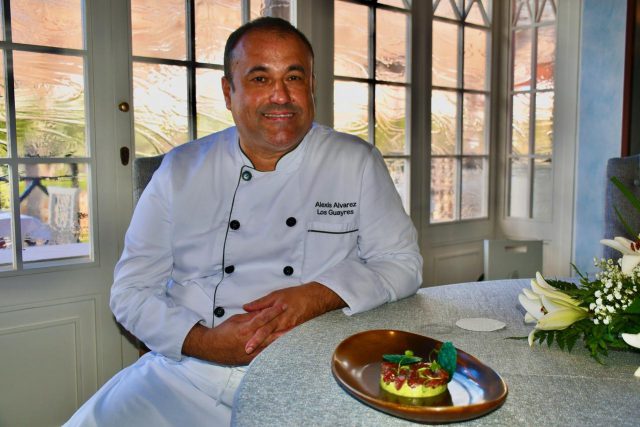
left=232, top=279, right=640, bottom=426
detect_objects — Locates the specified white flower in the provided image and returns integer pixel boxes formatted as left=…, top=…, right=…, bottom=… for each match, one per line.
left=621, top=333, right=640, bottom=378
left=519, top=272, right=589, bottom=346
left=600, top=236, right=640, bottom=274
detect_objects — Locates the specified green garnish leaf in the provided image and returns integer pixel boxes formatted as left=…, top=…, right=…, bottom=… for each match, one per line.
left=436, top=341, right=457, bottom=382
left=383, top=351, right=423, bottom=365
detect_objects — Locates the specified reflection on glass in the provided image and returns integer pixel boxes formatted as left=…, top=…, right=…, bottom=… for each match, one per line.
left=463, top=27, right=487, bottom=91
left=17, top=163, right=90, bottom=262
left=131, top=0, right=186, bottom=60
left=385, top=158, right=409, bottom=213
left=509, top=157, right=529, bottom=217
left=133, top=63, right=189, bottom=156
left=12, top=0, right=83, bottom=49
left=14, top=52, right=86, bottom=157
left=0, top=51, right=6, bottom=158
left=375, top=85, right=406, bottom=155
left=376, top=9, right=407, bottom=82
left=537, top=25, right=556, bottom=90
left=378, top=0, right=408, bottom=9
left=432, top=20, right=458, bottom=88
left=250, top=0, right=264, bottom=19
left=533, top=158, right=552, bottom=220
left=535, top=91, right=553, bottom=156
left=511, top=93, right=530, bottom=155
left=538, top=0, right=556, bottom=22
left=461, top=157, right=488, bottom=219
left=462, top=93, right=486, bottom=155
left=334, top=81, right=368, bottom=142
left=0, top=164, right=13, bottom=267
left=334, top=1, right=369, bottom=78
left=196, top=0, right=241, bottom=64
left=431, top=157, right=457, bottom=223
left=465, top=0, right=489, bottom=26
left=431, top=90, right=457, bottom=155
left=196, top=69, right=234, bottom=138
left=513, top=28, right=532, bottom=90
left=513, top=0, right=532, bottom=26
left=434, top=0, right=460, bottom=20
left=251, top=0, right=291, bottom=19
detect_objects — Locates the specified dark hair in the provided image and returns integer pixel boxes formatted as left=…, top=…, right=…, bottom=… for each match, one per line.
left=223, top=17, right=314, bottom=89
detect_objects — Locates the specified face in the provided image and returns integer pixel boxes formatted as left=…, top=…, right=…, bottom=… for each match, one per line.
left=222, top=30, right=315, bottom=168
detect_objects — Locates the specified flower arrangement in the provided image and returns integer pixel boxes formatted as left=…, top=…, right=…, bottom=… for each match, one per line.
left=518, top=178, right=640, bottom=373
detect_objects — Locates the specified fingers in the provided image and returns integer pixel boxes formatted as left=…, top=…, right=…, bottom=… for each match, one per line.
left=244, top=303, right=287, bottom=354
left=243, top=293, right=276, bottom=312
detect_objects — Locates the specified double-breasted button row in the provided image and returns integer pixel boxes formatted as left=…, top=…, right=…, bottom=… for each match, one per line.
left=214, top=306, right=225, bottom=317
left=286, top=217, right=296, bottom=227
left=229, top=220, right=240, bottom=230
left=241, top=170, right=252, bottom=181
left=283, top=266, right=294, bottom=276
left=224, top=265, right=235, bottom=274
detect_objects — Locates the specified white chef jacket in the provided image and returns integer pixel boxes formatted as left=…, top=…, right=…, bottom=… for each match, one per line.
left=110, top=123, right=422, bottom=361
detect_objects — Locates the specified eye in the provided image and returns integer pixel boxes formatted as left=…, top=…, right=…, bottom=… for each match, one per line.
left=252, top=76, right=267, bottom=83
left=287, top=75, right=304, bottom=82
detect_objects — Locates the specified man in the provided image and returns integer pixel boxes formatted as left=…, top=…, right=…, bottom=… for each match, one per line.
left=66, top=17, right=422, bottom=426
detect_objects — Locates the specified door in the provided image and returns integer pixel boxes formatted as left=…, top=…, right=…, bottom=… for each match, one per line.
left=0, top=1, right=132, bottom=425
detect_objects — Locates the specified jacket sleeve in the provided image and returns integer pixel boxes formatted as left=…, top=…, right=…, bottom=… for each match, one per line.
left=314, top=147, right=423, bottom=315
left=109, top=156, right=203, bottom=361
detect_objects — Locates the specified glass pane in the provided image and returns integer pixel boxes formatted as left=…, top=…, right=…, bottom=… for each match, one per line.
left=462, top=93, right=486, bottom=154
left=463, top=27, right=487, bottom=91
left=533, top=157, right=552, bottom=220
left=509, top=157, right=529, bottom=217
left=536, top=25, right=556, bottom=90
left=334, top=81, right=369, bottom=142
left=385, top=158, right=410, bottom=213
left=513, top=0, right=533, bottom=26
left=376, top=10, right=408, bottom=82
left=535, top=91, right=554, bottom=156
left=196, top=69, right=234, bottom=138
left=511, top=93, right=530, bottom=155
left=0, top=51, right=6, bottom=158
left=131, top=0, right=186, bottom=60
left=434, top=0, right=460, bottom=20
left=431, top=157, right=457, bottom=223
left=513, top=28, right=532, bottom=90
left=432, top=21, right=458, bottom=88
left=14, top=52, right=86, bottom=157
left=195, top=0, right=241, bottom=64
left=375, top=85, right=407, bottom=155
left=538, top=0, right=556, bottom=22
left=11, top=0, right=83, bottom=49
left=379, top=0, right=408, bottom=8
left=250, top=0, right=264, bottom=19
left=334, top=1, right=369, bottom=79
left=133, top=63, right=189, bottom=156
left=431, top=90, right=457, bottom=155
left=18, top=163, right=90, bottom=263
left=461, top=157, right=487, bottom=219
left=0, top=165, right=13, bottom=267
left=252, top=0, right=291, bottom=19
left=465, top=0, right=488, bottom=26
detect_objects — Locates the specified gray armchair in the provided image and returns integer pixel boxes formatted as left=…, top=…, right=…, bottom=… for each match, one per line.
left=604, top=155, right=640, bottom=259
left=133, top=154, right=165, bottom=203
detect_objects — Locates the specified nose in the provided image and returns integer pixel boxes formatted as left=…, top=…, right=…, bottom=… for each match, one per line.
left=270, top=79, right=292, bottom=104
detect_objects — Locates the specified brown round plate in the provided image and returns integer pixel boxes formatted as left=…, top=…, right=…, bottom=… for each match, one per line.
left=331, top=329, right=508, bottom=423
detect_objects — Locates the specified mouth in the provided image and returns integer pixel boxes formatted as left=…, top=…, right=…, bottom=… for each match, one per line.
left=262, top=112, right=295, bottom=120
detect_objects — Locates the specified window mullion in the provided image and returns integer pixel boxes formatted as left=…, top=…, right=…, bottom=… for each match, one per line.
left=368, top=5, right=376, bottom=144
left=186, top=0, right=197, bottom=140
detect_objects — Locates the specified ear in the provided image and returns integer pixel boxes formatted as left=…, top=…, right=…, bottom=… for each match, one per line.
left=221, top=76, right=232, bottom=110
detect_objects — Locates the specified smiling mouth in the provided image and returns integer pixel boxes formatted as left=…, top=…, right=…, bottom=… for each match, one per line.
left=263, top=112, right=295, bottom=119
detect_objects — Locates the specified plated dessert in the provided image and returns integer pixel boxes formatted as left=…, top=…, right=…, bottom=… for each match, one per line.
left=380, top=343, right=457, bottom=398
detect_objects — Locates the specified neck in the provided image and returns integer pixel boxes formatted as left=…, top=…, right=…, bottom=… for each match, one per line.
left=238, top=140, right=303, bottom=172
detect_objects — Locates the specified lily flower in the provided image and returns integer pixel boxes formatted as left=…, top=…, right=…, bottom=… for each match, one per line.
left=600, top=236, right=640, bottom=274
left=621, top=333, right=640, bottom=377
left=519, top=273, right=589, bottom=346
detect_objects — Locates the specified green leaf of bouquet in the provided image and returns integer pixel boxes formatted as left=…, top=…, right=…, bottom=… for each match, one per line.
left=611, top=176, right=640, bottom=225
left=625, top=298, right=640, bottom=314
left=614, top=206, right=637, bottom=238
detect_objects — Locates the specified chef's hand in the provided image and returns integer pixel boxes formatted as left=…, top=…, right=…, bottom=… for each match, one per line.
left=242, top=282, right=346, bottom=352
left=182, top=302, right=287, bottom=365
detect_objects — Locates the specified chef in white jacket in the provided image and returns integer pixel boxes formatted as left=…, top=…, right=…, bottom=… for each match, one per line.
left=66, top=17, right=422, bottom=427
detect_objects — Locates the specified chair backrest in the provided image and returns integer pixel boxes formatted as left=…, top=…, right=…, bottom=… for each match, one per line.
left=133, top=154, right=165, bottom=203
left=48, top=186, right=80, bottom=244
left=604, top=155, right=640, bottom=259
left=483, top=239, right=543, bottom=280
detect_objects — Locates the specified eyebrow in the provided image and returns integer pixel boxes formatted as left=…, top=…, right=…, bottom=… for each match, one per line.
left=246, top=64, right=308, bottom=75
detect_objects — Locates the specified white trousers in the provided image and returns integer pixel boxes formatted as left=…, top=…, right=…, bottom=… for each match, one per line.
left=64, top=352, right=246, bottom=427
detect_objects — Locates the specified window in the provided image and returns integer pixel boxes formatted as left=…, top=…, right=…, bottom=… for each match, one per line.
left=131, top=0, right=293, bottom=157
left=333, top=0, right=412, bottom=211
left=430, top=0, right=491, bottom=223
left=0, top=0, right=92, bottom=270
left=507, top=0, right=556, bottom=219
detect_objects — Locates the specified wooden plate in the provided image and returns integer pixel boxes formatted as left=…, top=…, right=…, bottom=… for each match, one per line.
left=331, top=330, right=508, bottom=423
